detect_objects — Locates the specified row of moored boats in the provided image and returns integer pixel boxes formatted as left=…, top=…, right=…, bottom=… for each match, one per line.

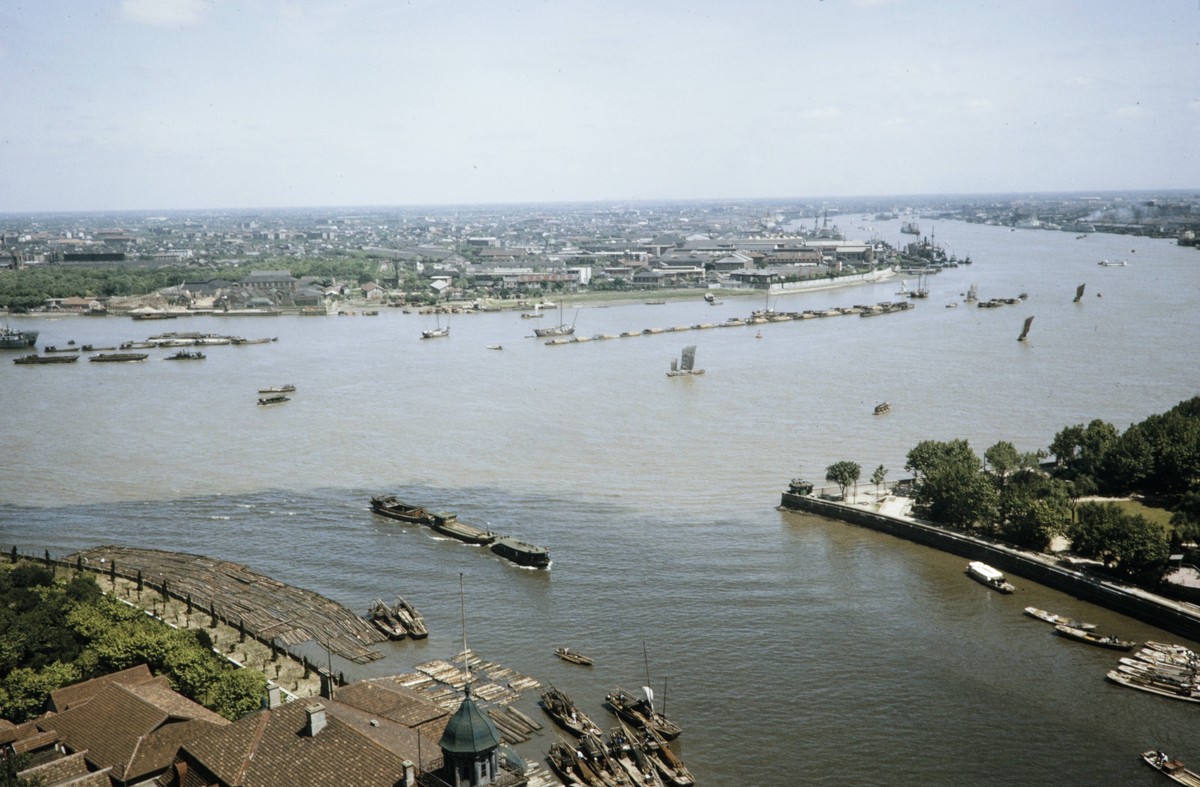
left=542, top=685, right=692, bottom=786
left=986, top=563, right=1200, bottom=705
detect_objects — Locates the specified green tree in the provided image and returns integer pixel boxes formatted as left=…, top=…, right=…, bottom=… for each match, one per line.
left=202, top=669, right=268, bottom=721
left=0, top=661, right=80, bottom=723
left=1170, top=490, right=1200, bottom=546
left=985, top=441, right=1020, bottom=476
left=1068, top=502, right=1169, bottom=578
left=871, top=465, right=888, bottom=495
left=998, top=477, right=1072, bottom=550
left=919, top=462, right=998, bottom=530
left=905, top=439, right=977, bottom=481
left=825, top=461, right=861, bottom=500
left=1049, top=419, right=1118, bottom=488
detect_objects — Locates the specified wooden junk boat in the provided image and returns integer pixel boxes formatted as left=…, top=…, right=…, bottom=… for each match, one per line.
left=605, top=686, right=682, bottom=741
left=392, top=596, right=428, bottom=638
left=1023, top=606, right=1096, bottom=630
left=257, top=394, right=290, bottom=406
left=555, top=647, right=594, bottom=666
left=1054, top=624, right=1137, bottom=651
left=540, top=687, right=602, bottom=737
left=367, top=598, right=407, bottom=640
left=258, top=384, right=296, bottom=394
left=666, top=345, right=704, bottom=377
left=606, top=725, right=667, bottom=786
left=366, top=597, right=428, bottom=640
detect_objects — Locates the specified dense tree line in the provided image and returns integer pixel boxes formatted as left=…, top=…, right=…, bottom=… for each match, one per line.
left=0, top=255, right=384, bottom=310
left=0, top=562, right=265, bottom=724
left=826, top=396, right=1200, bottom=582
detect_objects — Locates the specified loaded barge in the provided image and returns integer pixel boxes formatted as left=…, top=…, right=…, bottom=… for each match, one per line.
left=371, top=493, right=551, bottom=568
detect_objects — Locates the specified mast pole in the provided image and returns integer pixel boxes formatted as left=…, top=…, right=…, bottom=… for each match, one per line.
left=460, top=572, right=470, bottom=691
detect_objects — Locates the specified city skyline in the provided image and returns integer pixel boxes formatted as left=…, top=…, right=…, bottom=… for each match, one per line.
left=3, top=0, right=1199, bottom=213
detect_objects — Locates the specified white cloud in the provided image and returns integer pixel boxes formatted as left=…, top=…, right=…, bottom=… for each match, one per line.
left=121, top=0, right=206, bottom=28
left=966, top=99, right=995, bottom=115
left=1189, top=99, right=1200, bottom=114
left=1115, top=104, right=1148, bottom=118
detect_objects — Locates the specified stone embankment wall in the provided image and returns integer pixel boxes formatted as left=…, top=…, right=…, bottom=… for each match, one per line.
left=780, top=491, right=1200, bottom=644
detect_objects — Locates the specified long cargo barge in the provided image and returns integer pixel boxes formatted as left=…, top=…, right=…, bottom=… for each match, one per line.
left=371, top=493, right=550, bottom=568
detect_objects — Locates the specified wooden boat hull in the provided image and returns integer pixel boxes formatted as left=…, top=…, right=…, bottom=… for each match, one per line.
left=89, top=353, right=148, bottom=362
left=1110, top=670, right=1200, bottom=703
left=1142, top=751, right=1200, bottom=786
left=1055, top=624, right=1136, bottom=651
left=1023, top=606, right=1096, bottom=630
left=555, top=647, right=593, bottom=666
left=541, top=689, right=602, bottom=737
left=13, top=354, right=78, bottom=364
left=370, top=495, right=436, bottom=526
left=605, top=688, right=682, bottom=741
left=429, top=514, right=495, bottom=545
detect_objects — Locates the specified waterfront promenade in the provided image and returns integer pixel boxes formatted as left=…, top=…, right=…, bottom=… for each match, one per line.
left=780, top=483, right=1200, bottom=644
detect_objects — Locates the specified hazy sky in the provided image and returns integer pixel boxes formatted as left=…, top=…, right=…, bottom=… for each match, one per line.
left=2, top=0, right=1198, bottom=212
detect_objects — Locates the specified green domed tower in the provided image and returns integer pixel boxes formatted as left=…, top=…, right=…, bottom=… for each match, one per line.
left=438, top=684, right=503, bottom=786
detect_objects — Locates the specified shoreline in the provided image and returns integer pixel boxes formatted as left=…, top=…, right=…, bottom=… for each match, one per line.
left=780, top=487, right=1200, bottom=644
left=2, top=266, right=897, bottom=317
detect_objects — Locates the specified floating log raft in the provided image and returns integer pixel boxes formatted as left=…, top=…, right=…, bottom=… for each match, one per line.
left=66, top=545, right=386, bottom=664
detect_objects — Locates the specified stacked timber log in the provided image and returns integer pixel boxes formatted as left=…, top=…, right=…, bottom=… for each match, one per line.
left=66, top=545, right=386, bottom=664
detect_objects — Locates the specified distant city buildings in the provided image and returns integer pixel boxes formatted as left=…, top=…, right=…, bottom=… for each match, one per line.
left=2, top=192, right=1197, bottom=310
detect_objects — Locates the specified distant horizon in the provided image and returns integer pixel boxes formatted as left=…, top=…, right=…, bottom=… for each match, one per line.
left=3, top=186, right=1199, bottom=220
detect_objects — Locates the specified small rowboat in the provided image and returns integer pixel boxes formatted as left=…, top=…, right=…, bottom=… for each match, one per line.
left=1141, top=750, right=1200, bottom=785
left=555, top=647, right=593, bottom=666
left=1023, top=606, right=1096, bottom=630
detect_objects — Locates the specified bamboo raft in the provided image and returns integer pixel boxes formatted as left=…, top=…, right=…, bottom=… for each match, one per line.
left=66, top=545, right=387, bottom=664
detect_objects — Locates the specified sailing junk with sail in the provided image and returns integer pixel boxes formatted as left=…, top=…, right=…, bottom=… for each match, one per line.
left=667, top=345, right=705, bottom=377
left=1074, top=283, right=1086, bottom=303
left=1018, top=315, right=1034, bottom=342
left=533, top=302, right=576, bottom=337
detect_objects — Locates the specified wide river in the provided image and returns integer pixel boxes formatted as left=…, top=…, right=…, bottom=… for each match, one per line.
left=2, top=218, right=1199, bottom=784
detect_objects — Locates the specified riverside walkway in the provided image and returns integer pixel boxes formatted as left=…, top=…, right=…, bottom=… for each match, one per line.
left=66, top=545, right=387, bottom=663
left=780, top=484, right=1200, bottom=644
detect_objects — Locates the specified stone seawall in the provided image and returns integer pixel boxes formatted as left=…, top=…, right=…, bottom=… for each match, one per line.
left=780, top=491, right=1200, bottom=644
